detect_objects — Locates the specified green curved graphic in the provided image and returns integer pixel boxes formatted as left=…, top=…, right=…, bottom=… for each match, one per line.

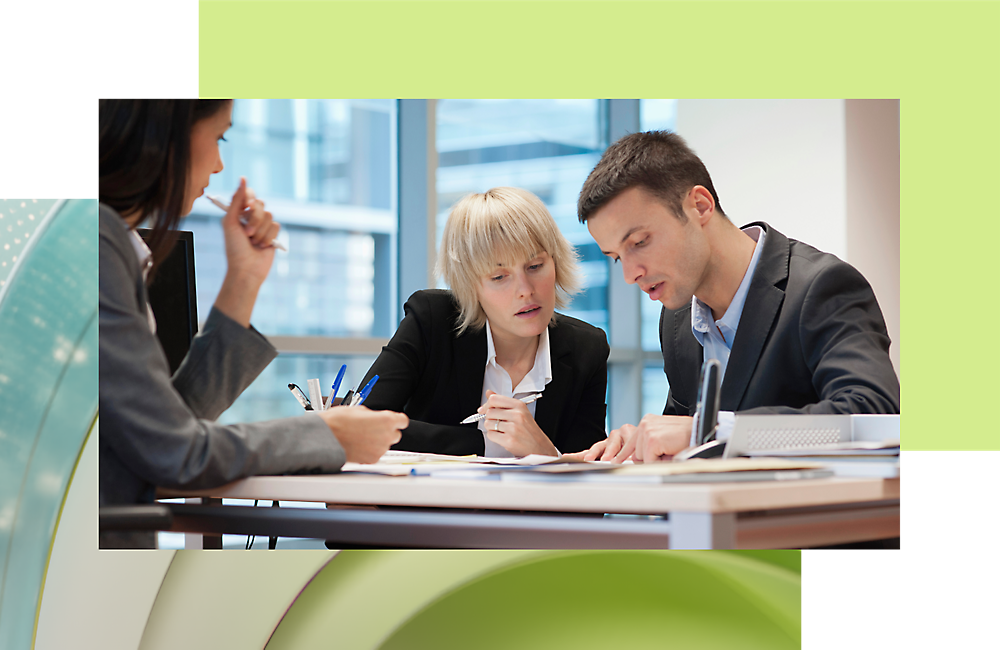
left=267, top=550, right=799, bottom=650
left=0, top=200, right=98, bottom=649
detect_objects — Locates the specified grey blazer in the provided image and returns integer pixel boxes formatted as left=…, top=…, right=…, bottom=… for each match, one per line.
left=660, top=222, right=900, bottom=416
left=99, top=204, right=345, bottom=548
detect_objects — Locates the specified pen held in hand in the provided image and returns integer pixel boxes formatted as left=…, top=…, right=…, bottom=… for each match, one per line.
left=460, top=393, right=543, bottom=424
left=205, top=194, right=288, bottom=251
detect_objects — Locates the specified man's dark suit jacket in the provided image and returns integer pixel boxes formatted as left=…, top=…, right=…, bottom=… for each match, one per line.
left=359, top=290, right=610, bottom=455
left=659, top=222, right=900, bottom=416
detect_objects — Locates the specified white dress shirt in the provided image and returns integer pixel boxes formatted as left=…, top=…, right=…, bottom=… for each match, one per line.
left=688, top=225, right=765, bottom=445
left=128, top=228, right=157, bottom=334
left=479, top=321, right=552, bottom=457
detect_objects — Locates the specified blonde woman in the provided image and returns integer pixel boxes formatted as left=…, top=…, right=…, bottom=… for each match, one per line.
left=358, top=187, right=609, bottom=457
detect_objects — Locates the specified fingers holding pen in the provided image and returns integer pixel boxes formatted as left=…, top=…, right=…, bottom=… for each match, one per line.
left=222, top=177, right=280, bottom=249
left=243, top=199, right=276, bottom=248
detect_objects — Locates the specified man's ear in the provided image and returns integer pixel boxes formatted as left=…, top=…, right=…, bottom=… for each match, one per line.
left=686, top=185, right=716, bottom=224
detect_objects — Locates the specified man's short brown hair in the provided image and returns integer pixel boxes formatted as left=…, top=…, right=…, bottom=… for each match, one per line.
left=577, top=130, right=725, bottom=223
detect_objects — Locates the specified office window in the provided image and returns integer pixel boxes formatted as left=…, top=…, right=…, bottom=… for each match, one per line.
left=216, top=354, right=377, bottom=425
left=639, top=100, right=678, bottom=352
left=181, top=100, right=397, bottom=424
left=435, top=99, right=608, bottom=332
left=641, top=363, right=670, bottom=418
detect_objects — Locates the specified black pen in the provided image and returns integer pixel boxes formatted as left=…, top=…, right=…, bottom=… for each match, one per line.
left=288, top=384, right=313, bottom=410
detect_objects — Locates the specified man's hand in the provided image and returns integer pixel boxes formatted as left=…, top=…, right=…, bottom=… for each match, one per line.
left=318, top=406, right=408, bottom=464
left=627, top=414, right=693, bottom=463
left=561, top=424, right=637, bottom=463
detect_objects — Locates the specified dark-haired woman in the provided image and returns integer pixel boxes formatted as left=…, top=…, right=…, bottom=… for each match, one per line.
left=99, top=99, right=408, bottom=548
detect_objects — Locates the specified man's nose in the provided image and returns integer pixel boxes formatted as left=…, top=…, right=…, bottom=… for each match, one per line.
left=622, top=257, right=643, bottom=285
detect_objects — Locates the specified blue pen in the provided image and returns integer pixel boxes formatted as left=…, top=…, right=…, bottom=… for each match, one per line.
left=355, top=375, right=380, bottom=406
left=326, top=364, right=347, bottom=409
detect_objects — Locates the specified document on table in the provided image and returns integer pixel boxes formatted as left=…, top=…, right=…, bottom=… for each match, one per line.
left=743, top=439, right=900, bottom=478
left=500, top=457, right=832, bottom=483
left=341, top=453, right=833, bottom=482
left=341, top=450, right=587, bottom=477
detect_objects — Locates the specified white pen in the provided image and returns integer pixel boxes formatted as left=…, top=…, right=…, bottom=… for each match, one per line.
left=204, top=194, right=288, bottom=251
left=307, top=378, right=325, bottom=412
left=460, top=393, right=543, bottom=424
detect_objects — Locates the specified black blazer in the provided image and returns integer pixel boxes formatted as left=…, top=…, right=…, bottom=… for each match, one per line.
left=660, top=222, right=900, bottom=416
left=359, top=290, right=609, bottom=455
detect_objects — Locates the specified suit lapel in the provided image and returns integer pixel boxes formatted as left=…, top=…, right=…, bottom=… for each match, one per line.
left=721, top=223, right=787, bottom=410
left=661, top=303, right=703, bottom=412
left=454, top=326, right=488, bottom=415
left=534, top=319, right=573, bottom=442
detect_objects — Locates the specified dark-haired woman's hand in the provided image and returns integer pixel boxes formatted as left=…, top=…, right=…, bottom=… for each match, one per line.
left=213, top=176, right=280, bottom=327
left=319, top=406, right=408, bottom=464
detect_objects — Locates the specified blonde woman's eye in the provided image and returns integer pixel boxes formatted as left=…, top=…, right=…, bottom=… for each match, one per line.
left=529, top=263, right=542, bottom=271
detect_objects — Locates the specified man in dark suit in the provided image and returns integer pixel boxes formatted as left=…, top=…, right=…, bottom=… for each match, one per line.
left=571, top=131, right=900, bottom=463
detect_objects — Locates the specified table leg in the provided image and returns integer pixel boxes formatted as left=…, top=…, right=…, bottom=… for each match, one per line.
left=268, top=500, right=280, bottom=549
left=201, top=498, right=223, bottom=549
left=670, top=512, right=736, bottom=549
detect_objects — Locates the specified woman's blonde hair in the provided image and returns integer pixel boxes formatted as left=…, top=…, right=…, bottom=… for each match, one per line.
left=437, top=187, right=581, bottom=335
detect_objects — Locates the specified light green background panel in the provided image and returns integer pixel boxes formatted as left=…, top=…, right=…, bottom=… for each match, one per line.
left=0, top=199, right=98, bottom=649
left=266, top=550, right=800, bottom=649
left=200, top=1, right=1000, bottom=449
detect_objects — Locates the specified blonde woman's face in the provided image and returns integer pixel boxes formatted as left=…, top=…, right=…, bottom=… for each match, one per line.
left=477, top=251, right=556, bottom=343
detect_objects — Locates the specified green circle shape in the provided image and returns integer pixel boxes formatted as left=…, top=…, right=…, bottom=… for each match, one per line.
left=267, top=550, right=798, bottom=650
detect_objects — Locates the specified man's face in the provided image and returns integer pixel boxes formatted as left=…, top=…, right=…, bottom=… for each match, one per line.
left=587, top=186, right=710, bottom=310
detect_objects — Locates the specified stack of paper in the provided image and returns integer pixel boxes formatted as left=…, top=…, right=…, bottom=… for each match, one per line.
left=744, top=439, right=900, bottom=478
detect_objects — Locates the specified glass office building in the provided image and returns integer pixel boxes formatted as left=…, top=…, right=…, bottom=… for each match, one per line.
left=435, top=99, right=608, bottom=330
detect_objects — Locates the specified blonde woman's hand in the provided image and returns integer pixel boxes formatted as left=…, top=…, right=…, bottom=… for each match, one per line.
left=479, top=390, right=558, bottom=457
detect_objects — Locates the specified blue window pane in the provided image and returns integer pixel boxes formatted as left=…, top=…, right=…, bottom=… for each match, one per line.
left=640, top=99, right=678, bottom=133
left=639, top=100, right=679, bottom=351
left=642, top=363, right=670, bottom=418
left=186, top=100, right=397, bottom=338
left=218, top=354, right=378, bottom=425
left=435, top=99, right=608, bottom=333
